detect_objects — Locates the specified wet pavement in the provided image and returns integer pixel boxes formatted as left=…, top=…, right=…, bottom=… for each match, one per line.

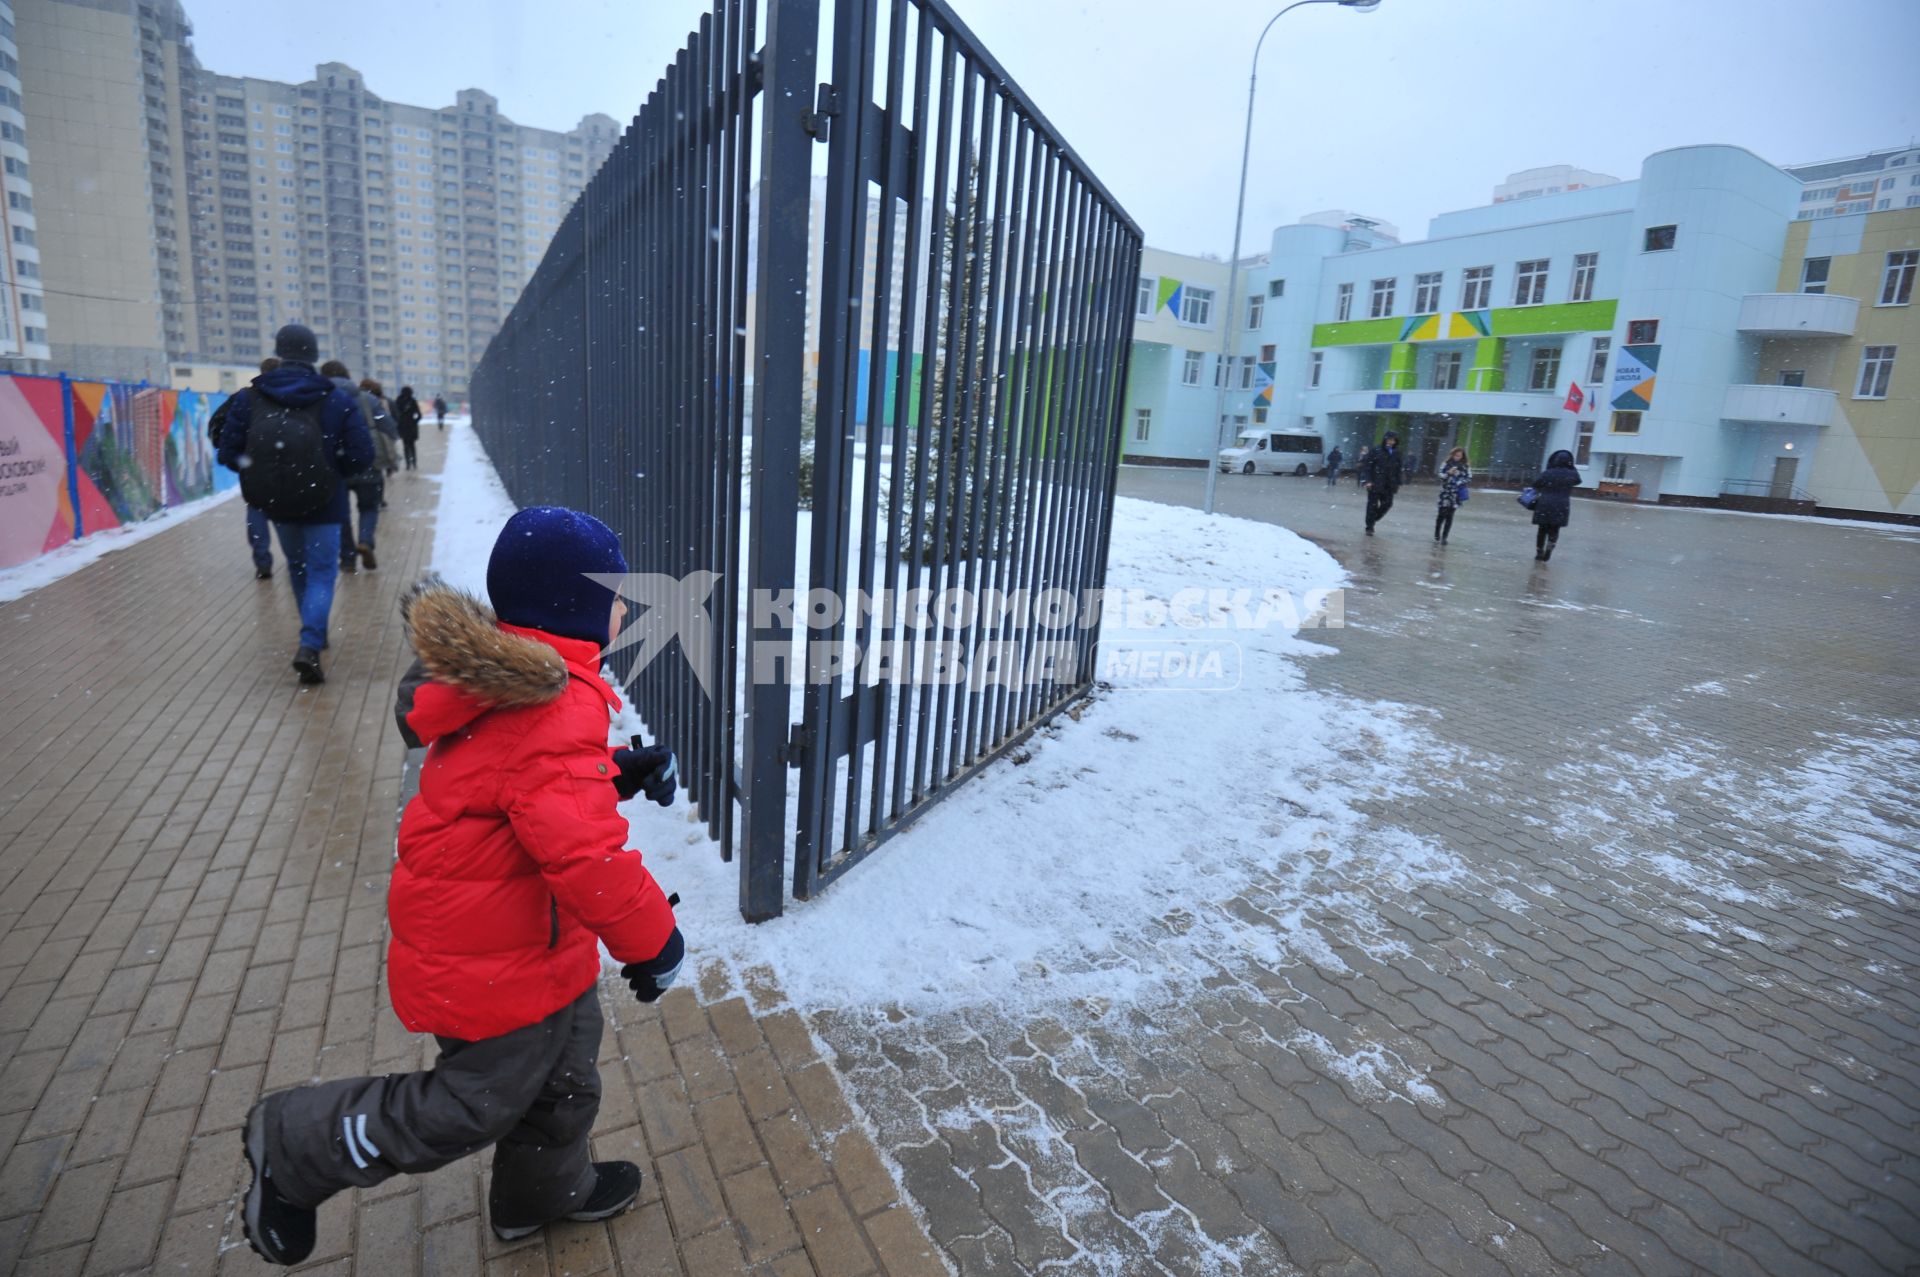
left=806, top=467, right=1920, bottom=1275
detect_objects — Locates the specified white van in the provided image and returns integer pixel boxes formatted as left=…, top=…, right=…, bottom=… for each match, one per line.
left=1217, top=429, right=1327, bottom=476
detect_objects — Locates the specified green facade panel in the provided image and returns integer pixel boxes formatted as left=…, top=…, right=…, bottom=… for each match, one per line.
left=1315, top=299, right=1617, bottom=347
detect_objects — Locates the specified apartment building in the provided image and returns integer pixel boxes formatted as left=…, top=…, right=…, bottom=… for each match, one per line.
left=1789, top=146, right=1920, bottom=220
left=0, top=1, right=45, bottom=371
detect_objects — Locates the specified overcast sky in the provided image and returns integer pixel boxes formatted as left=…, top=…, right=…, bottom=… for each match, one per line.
left=190, top=0, right=1919, bottom=255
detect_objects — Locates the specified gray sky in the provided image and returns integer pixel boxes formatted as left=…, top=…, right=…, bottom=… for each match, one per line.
left=190, top=0, right=1919, bottom=254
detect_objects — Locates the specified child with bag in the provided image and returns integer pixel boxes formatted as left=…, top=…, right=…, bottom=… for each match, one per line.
left=1435, top=447, right=1471, bottom=544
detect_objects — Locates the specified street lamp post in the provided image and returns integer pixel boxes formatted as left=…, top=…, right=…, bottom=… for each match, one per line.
left=1202, top=0, right=1380, bottom=516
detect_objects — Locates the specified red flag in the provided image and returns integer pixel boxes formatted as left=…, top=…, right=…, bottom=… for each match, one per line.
left=1563, top=381, right=1585, bottom=413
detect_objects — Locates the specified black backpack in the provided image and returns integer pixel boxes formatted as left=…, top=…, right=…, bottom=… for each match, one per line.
left=239, top=397, right=337, bottom=520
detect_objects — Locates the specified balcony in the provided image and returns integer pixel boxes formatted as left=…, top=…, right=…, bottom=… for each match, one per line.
left=1721, top=383, right=1838, bottom=428
left=1737, top=292, right=1858, bottom=338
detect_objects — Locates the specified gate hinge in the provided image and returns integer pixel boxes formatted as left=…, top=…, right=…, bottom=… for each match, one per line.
left=786, top=721, right=813, bottom=766
left=802, top=83, right=838, bottom=142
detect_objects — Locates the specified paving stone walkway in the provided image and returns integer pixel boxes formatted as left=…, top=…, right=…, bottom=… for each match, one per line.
left=801, top=470, right=1920, bottom=1275
left=0, top=429, right=943, bottom=1277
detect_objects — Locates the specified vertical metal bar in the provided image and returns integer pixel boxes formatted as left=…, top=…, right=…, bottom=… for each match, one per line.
left=741, top=0, right=816, bottom=921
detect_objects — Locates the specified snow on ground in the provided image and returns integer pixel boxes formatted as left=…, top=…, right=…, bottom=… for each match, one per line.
left=425, top=417, right=508, bottom=592
left=0, top=487, right=240, bottom=604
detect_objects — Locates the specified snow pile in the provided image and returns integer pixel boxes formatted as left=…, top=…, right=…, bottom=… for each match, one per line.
left=427, top=422, right=515, bottom=593
left=0, top=487, right=239, bottom=604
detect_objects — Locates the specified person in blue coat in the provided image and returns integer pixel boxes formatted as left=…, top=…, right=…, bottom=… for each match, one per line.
left=1529, top=448, right=1582, bottom=561
left=216, top=324, right=375, bottom=683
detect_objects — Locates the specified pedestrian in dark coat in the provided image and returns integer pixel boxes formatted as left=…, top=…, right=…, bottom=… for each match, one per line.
left=209, top=356, right=282, bottom=579
left=433, top=395, right=448, bottom=430
left=1434, top=447, right=1470, bottom=544
left=1361, top=432, right=1403, bottom=535
left=239, top=509, right=685, bottom=1268
left=392, top=386, right=423, bottom=470
left=1324, top=445, right=1343, bottom=489
left=1353, top=445, right=1370, bottom=487
left=1529, top=448, right=1582, bottom=561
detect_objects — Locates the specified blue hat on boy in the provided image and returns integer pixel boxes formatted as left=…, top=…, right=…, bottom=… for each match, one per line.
left=487, top=507, right=629, bottom=645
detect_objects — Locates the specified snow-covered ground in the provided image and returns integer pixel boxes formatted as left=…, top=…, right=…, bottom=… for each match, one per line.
left=0, top=487, right=240, bottom=604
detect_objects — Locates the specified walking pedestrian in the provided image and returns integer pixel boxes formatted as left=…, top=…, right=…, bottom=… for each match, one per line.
left=1434, top=446, right=1471, bottom=544
left=320, top=361, right=396, bottom=572
left=215, top=324, right=373, bottom=685
left=239, top=508, right=685, bottom=1267
left=1528, top=448, right=1583, bottom=561
left=209, top=356, right=281, bottom=579
left=1324, top=445, right=1343, bottom=489
left=392, top=385, right=423, bottom=470
left=1353, top=445, right=1370, bottom=487
left=1360, top=432, right=1403, bottom=536
left=433, top=394, right=448, bottom=431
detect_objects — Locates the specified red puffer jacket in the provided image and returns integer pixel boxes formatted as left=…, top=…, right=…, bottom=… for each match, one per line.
left=388, top=581, right=677, bottom=1041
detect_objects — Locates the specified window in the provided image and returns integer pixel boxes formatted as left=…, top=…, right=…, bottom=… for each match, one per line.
left=1413, top=272, right=1442, bottom=315
left=1459, top=261, right=1489, bottom=307
left=1605, top=454, right=1630, bottom=480
left=1575, top=421, right=1595, bottom=466
left=1588, top=337, right=1611, bottom=384
left=1180, top=287, right=1214, bottom=326
left=1335, top=283, right=1353, bottom=322
left=1529, top=347, right=1562, bottom=390
left=1239, top=356, right=1255, bottom=389
left=1514, top=259, right=1549, bottom=306
left=1570, top=252, right=1598, bottom=302
left=1856, top=346, right=1896, bottom=399
left=1643, top=224, right=1677, bottom=252
left=1880, top=250, right=1917, bottom=305
left=1778, top=370, right=1805, bottom=387
left=1133, top=408, right=1151, bottom=442
left=1260, top=344, right=1276, bottom=362
left=1247, top=293, right=1264, bottom=328
left=1252, top=404, right=1269, bottom=424
left=1136, top=276, right=1155, bottom=317
left=1431, top=351, right=1462, bottom=390
left=1800, top=257, right=1830, bottom=294
left=1267, top=279, right=1285, bottom=299
left=1181, top=349, right=1203, bottom=386
left=1309, top=351, right=1323, bottom=388
left=1626, top=318, right=1659, bottom=345
left=1368, top=277, right=1396, bottom=319
left=1610, top=410, right=1642, bottom=434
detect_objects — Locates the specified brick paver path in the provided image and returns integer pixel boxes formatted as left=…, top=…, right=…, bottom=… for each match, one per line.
left=805, top=470, right=1920, bottom=1275
left=0, top=430, right=942, bottom=1277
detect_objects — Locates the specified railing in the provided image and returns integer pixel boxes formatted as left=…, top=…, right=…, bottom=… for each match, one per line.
left=1721, top=477, right=1817, bottom=504
left=469, top=0, right=1140, bottom=920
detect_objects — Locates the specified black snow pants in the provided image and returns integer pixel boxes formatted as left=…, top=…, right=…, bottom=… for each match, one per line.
left=258, top=986, right=602, bottom=1228
left=1365, top=488, right=1395, bottom=529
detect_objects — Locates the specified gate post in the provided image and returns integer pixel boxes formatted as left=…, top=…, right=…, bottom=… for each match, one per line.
left=739, top=0, right=819, bottom=922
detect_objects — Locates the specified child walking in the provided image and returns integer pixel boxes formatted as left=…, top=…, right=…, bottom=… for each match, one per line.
left=1435, top=447, right=1470, bottom=543
left=241, top=507, right=684, bottom=1265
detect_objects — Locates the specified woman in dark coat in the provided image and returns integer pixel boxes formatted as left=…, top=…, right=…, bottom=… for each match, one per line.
left=1529, top=448, right=1582, bottom=561
left=392, top=386, right=424, bottom=470
left=1435, top=447, right=1470, bottom=544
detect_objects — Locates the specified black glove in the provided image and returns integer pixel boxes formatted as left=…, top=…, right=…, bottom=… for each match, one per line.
left=612, top=741, right=677, bottom=806
left=620, top=927, right=684, bottom=1004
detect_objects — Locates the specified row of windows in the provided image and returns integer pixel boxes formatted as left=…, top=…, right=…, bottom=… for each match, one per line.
left=1331, top=250, right=1618, bottom=323
left=1801, top=250, right=1916, bottom=306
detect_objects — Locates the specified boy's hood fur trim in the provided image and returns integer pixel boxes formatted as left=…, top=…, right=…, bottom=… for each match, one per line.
left=401, top=575, right=569, bottom=708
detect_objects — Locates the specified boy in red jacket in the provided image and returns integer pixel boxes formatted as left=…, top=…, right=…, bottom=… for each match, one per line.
left=241, top=507, right=683, bottom=1266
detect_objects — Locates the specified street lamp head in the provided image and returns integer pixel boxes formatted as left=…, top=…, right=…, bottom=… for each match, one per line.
left=1339, top=0, right=1383, bottom=10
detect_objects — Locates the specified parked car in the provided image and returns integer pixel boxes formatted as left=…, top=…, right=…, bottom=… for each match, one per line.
left=1217, top=429, right=1327, bottom=476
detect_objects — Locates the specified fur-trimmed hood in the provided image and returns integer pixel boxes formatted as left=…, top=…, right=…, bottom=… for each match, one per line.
left=395, top=577, right=616, bottom=748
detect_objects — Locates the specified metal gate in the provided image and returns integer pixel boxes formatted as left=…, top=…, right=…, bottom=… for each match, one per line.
left=470, top=0, right=1140, bottom=921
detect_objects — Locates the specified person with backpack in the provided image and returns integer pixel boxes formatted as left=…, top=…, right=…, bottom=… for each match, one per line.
left=1434, top=447, right=1471, bottom=544
left=215, top=325, right=374, bottom=685
left=209, top=356, right=282, bottom=580
left=1360, top=431, right=1403, bottom=536
left=320, top=361, right=396, bottom=572
left=433, top=394, right=448, bottom=431
left=1527, top=448, right=1583, bottom=561
left=239, top=508, right=685, bottom=1266
left=392, top=386, right=423, bottom=470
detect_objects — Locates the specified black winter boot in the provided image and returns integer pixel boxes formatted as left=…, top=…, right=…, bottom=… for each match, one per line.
left=241, top=1101, right=317, bottom=1266
left=292, top=647, right=324, bottom=684
left=492, top=1161, right=642, bottom=1241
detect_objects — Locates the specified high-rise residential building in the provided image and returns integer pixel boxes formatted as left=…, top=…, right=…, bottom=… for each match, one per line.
left=185, top=66, right=617, bottom=396
left=14, top=0, right=195, bottom=380
left=14, top=0, right=616, bottom=394
left=1788, top=145, right=1920, bottom=220
left=1125, top=143, right=1919, bottom=521
left=0, top=0, right=48, bottom=371
left=1492, top=164, right=1621, bottom=205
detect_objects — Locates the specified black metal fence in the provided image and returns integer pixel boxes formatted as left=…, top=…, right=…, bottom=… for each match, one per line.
left=471, top=0, right=1141, bottom=920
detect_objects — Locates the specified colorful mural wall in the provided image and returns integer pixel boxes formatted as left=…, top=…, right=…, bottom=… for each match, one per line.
left=0, top=372, right=232, bottom=570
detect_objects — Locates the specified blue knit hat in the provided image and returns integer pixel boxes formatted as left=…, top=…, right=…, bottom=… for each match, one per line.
left=487, top=507, right=629, bottom=645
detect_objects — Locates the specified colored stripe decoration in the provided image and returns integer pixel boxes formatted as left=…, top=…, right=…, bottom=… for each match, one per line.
left=1157, top=277, right=1184, bottom=315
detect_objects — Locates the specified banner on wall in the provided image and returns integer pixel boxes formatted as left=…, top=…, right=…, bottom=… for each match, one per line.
left=0, top=373, right=230, bottom=571
left=1610, top=344, right=1659, bottom=411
